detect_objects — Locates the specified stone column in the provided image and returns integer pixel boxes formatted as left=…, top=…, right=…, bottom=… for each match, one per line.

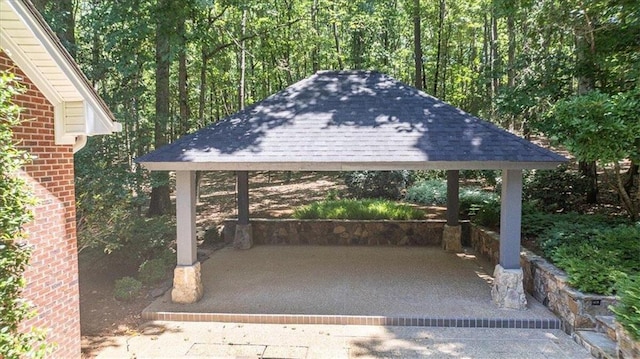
left=172, top=170, right=203, bottom=304
left=492, top=169, right=526, bottom=310
left=234, top=171, right=253, bottom=249
left=443, top=170, right=462, bottom=251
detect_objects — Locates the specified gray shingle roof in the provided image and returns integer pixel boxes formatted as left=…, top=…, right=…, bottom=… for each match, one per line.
left=137, top=71, right=566, bottom=171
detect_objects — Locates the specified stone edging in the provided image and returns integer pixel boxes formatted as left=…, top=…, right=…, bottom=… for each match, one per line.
left=470, top=225, right=616, bottom=332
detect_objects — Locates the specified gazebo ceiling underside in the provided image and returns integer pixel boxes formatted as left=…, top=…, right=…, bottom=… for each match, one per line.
left=137, top=71, right=566, bottom=171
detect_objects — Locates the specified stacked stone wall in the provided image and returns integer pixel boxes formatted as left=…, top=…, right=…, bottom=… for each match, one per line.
left=223, top=219, right=472, bottom=246
left=470, top=225, right=616, bottom=333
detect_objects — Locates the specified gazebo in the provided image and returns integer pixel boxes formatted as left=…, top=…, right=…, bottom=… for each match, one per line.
left=137, top=70, right=566, bottom=310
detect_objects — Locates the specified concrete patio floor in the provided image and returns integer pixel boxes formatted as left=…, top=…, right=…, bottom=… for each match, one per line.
left=144, top=246, right=560, bottom=327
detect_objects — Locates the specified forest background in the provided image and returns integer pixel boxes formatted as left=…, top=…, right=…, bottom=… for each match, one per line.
left=29, top=0, right=639, bottom=250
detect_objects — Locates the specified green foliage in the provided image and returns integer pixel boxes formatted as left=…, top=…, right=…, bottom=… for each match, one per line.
left=342, top=171, right=413, bottom=200
left=113, top=277, right=143, bottom=302
left=78, top=207, right=175, bottom=267
left=540, top=223, right=640, bottom=295
left=293, top=199, right=425, bottom=220
left=0, top=71, right=48, bottom=358
left=612, top=275, right=640, bottom=340
left=405, top=179, right=498, bottom=217
left=459, top=189, right=498, bottom=217
left=543, top=90, right=640, bottom=164
left=138, top=258, right=169, bottom=285
left=523, top=166, right=590, bottom=213
left=472, top=200, right=501, bottom=228
left=405, top=180, right=448, bottom=205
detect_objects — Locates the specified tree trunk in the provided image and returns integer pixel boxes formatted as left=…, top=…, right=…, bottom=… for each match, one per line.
left=178, top=15, right=189, bottom=136
left=413, top=0, right=422, bottom=90
left=579, top=161, right=598, bottom=204
left=490, top=7, right=500, bottom=114
left=239, top=9, right=247, bottom=110
left=433, top=0, right=445, bottom=96
left=507, top=14, right=515, bottom=89
left=575, top=10, right=598, bottom=203
left=624, top=162, right=639, bottom=194
left=148, top=0, right=172, bottom=217
left=311, top=0, right=320, bottom=72
left=198, top=49, right=207, bottom=127
left=332, top=3, right=343, bottom=70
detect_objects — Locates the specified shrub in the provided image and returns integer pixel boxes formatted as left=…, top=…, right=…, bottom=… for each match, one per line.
left=158, top=248, right=177, bottom=268
left=548, top=225, right=640, bottom=295
left=459, top=189, right=498, bottom=216
left=203, top=226, right=223, bottom=245
left=523, top=166, right=590, bottom=213
left=552, top=243, right=625, bottom=295
left=612, top=275, right=640, bottom=340
left=472, top=200, right=501, bottom=228
left=405, top=180, right=448, bottom=205
left=138, top=258, right=169, bottom=285
left=460, top=170, right=499, bottom=186
left=531, top=213, right=625, bottom=255
left=0, top=71, right=49, bottom=358
left=113, top=277, right=143, bottom=301
left=342, top=171, right=413, bottom=199
left=78, top=209, right=175, bottom=268
left=406, top=180, right=498, bottom=219
left=293, top=199, right=425, bottom=220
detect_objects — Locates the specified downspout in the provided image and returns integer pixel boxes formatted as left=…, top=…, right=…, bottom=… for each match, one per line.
left=73, top=135, right=87, bottom=153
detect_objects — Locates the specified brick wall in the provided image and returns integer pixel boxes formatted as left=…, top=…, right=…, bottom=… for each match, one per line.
left=1, top=51, right=81, bottom=358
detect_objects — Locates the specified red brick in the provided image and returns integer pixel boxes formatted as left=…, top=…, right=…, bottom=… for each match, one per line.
left=2, top=50, right=81, bottom=358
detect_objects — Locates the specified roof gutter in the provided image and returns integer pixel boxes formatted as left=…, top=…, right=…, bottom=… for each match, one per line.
left=73, top=135, right=87, bottom=153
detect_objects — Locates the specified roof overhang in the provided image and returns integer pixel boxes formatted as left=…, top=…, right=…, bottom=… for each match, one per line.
left=138, top=160, right=564, bottom=172
left=0, top=0, right=121, bottom=146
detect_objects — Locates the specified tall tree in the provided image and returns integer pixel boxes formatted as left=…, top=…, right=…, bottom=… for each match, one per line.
left=148, top=0, right=174, bottom=216
left=413, top=0, right=423, bottom=90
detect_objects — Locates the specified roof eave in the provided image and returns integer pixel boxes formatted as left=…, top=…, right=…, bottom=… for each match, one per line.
left=138, top=160, right=567, bottom=172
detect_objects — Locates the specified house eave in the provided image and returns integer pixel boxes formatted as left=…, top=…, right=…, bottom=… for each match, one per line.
left=1, top=0, right=120, bottom=145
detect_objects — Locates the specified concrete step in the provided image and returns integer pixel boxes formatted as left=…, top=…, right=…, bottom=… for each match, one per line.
left=596, top=315, right=617, bottom=342
left=574, top=330, right=617, bottom=359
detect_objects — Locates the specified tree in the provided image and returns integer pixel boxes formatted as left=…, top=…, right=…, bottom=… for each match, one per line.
left=148, top=0, right=176, bottom=216
left=544, top=89, right=640, bottom=220
left=413, top=0, right=423, bottom=90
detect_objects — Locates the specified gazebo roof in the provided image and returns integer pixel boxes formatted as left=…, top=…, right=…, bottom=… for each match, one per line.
left=137, top=71, right=566, bottom=171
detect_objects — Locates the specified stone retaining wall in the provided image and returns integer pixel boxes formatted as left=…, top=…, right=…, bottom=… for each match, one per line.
left=470, top=225, right=617, bottom=333
left=223, top=219, right=470, bottom=246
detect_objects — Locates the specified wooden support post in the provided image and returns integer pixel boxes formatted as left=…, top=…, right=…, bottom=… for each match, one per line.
left=237, top=171, right=249, bottom=225
left=499, top=169, right=522, bottom=270
left=446, top=170, right=460, bottom=226
left=234, top=171, right=253, bottom=249
left=172, top=170, right=203, bottom=303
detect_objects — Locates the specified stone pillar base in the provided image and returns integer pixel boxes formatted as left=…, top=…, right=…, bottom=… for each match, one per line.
left=171, top=262, right=203, bottom=304
left=442, top=224, right=462, bottom=252
left=491, top=264, right=527, bottom=310
left=234, top=223, right=253, bottom=249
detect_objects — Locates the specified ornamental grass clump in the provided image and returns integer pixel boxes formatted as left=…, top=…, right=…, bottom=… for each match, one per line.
left=293, top=199, right=424, bottom=220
